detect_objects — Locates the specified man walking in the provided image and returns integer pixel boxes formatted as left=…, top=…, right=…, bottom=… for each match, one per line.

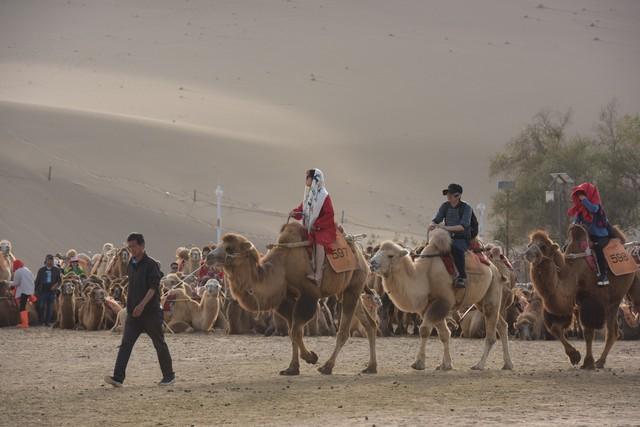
left=105, top=233, right=175, bottom=387
left=34, top=254, right=62, bottom=326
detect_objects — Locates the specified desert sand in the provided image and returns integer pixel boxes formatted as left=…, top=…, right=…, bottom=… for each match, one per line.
left=2, top=0, right=640, bottom=267
left=1, top=329, right=639, bottom=426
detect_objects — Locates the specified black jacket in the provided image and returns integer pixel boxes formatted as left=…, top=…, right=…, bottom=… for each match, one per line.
left=127, top=253, right=163, bottom=315
left=34, top=266, right=62, bottom=294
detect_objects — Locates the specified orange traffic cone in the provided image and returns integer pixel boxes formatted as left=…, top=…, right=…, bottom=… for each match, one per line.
left=17, top=311, right=29, bottom=329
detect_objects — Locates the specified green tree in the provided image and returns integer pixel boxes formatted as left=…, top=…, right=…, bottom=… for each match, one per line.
left=489, top=101, right=640, bottom=246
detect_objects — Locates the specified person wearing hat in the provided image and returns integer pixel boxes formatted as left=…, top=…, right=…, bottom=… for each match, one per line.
left=9, top=259, right=35, bottom=328
left=429, top=183, right=474, bottom=288
left=34, top=254, right=62, bottom=326
left=64, top=256, right=85, bottom=276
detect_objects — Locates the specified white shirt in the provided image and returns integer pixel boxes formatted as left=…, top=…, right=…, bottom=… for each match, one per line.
left=11, top=267, right=35, bottom=297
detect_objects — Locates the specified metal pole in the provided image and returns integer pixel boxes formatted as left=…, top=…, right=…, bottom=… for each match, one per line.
left=193, top=189, right=196, bottom=203
left=48, top=166, right=52, bottom=181
left=216, top=185, right=223, bottom=243
left=506, top=191, right=510, bottom=258
left=341, top=210, right=345, bottom=225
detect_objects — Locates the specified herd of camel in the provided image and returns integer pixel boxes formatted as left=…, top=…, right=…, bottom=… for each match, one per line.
left=1, top=222, right=639, bottom=375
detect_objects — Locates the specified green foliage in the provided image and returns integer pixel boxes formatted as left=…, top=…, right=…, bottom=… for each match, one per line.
left=490, top=100, right=640, bottom=245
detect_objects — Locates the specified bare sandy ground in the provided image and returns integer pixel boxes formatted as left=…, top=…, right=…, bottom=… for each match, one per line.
left=0, top=328, right=638, bottom=426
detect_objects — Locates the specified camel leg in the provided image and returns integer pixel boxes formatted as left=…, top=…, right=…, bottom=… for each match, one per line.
left=291, top=292, right=320, bottom=366
left=276, top=299, right=301, bottom=376
left=595, top=308, right=619, bottom=369
left=412, top=314, right=434, bottom=371
left=413, top=298, right=450, bottom=370
left=433, top=319, right=453, bottom=371
left=359, top=305, right=378, bottom=374
left=318, top=289, right=359, bottom=375
left=544, top=311, right=581, bottom=366
left=471, top=302, right=499, bottom=371
left=496, top=315, right=514, bottom=370
left=581, top=327, right=596, bottom=370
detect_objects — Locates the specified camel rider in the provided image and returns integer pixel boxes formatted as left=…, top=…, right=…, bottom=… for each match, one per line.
left=64, top=256, right=85, bottom=277
left=568, top=182, right=611, bottom=286
left=429, top=183, right=473, bottom=289
left=290, top=168, right=337, bottom=287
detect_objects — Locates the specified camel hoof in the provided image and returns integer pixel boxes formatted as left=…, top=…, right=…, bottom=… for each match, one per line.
left=595, top=360, right=605, bottom=369
left=436, top=364, right=453, bottom=371
left=580, top=357, right=596, bottom=370
left=470, top=364, right=484, bottom=371
left=279, top=367, right=300, bottom=376
left=318, top=364, right=333, bottom=375
left=568, top=350, right=581, bottom=366
left=411, top=360, right=425, bottom=371
left=502, top=363, right=514, bottom=371
left=361, top=366, right=377, bottom=374
left=303, top=351, right=319, bottom=365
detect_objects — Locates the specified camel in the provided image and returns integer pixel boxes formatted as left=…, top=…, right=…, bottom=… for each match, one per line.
left=514, top=291, right=546, bottom=341
left=0, top=257, right=11, bottom=285
left=78, top=287, right=109, bottom=330
left=105, top=247, right=130, bottom=278
left=54, top=279, right=77, bottom=329
left=459, top=308, right=485, bottom=338
left=206, top=222, right=377, bottom=375
left=164, top=280, right=222, bottom=333
left=0, top=281, right=19, bottom=326
left=369, top=228, right=512, bottom=371
left=183, top=247, right=203, bottom=275
left=0, top=240, right=15, bottom=280
left=350, top=291, right=382, bottom=337
left=176, top=247, right=189, bottom=272
left=305, top=299, right=337, bottom=336
left=90, top=243, right=115, bottom=276
left=524, top=225, right=638, bottom=369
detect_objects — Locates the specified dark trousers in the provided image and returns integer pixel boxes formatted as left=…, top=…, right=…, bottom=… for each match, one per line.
left=38, top=291, right=55, bottom=324
left=113, top=310, right=174, bottom=383
left=451, top=238, right=469, bottom=279
left=18, top=294, right=29, bottom=311
left=591, top=236, right=610, bottom=277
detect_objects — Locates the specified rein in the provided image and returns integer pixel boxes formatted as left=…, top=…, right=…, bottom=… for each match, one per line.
left=266, top=241, right=311, bottom=250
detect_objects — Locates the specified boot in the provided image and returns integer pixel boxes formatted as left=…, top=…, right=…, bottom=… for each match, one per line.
left=17, top=310, right=29, bottom=329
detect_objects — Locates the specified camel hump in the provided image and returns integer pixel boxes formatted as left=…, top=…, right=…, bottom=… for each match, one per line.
left=428, top=229, right=452, bottom=254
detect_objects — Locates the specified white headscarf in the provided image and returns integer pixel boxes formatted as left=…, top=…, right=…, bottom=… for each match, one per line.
left=302, top=169, right=329, bottom=232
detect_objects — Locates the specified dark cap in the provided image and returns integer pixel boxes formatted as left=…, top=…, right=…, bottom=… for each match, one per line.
left=45, top=254, right=54, bottom=260
left=442, top=183, right=463, bottom=196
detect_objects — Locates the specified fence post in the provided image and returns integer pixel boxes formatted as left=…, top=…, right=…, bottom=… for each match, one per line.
left=48, top=166, right=52, bottom=181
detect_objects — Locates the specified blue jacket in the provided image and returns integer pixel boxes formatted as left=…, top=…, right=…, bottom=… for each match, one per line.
left=574, top=198, right=609, bottom=237
left=432, top=201, right=472, bottom=239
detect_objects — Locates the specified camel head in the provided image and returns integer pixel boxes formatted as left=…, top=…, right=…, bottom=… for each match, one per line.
left=90, top=287, right=107, bottom=305
left=102, top=243, right=114, bottom=255
left=525, top=230, right=563, bottom=267
left=189, top=247, right=202, bottom=262
left=61, top=280, right=75, bottom=296
left=66, top=249, right=78, bottom=259
left=515, top=315, right=534, bottom=341
left=0, top=240, right=11, bottom=256
left=176, top=247, right=189, bottom=261
left=203, top=279, right=222, bottom=297
left=161, top=273, right=182, bottom=289
left=207, top=234, right=258, bottom=267
left=369, top=241, right=410, bottom=275
left=118, top=248, right=130, bottom=264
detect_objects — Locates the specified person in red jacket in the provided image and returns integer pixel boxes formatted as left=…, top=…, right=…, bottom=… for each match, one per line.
left=290, top=168, right=337, bottom=286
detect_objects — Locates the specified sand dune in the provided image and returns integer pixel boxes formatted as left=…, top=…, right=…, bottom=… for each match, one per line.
left=1, top=0, right=639, bottom=267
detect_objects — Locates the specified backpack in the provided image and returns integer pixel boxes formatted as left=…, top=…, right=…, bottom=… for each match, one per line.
left=457, top=202, right=479, bottom=240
